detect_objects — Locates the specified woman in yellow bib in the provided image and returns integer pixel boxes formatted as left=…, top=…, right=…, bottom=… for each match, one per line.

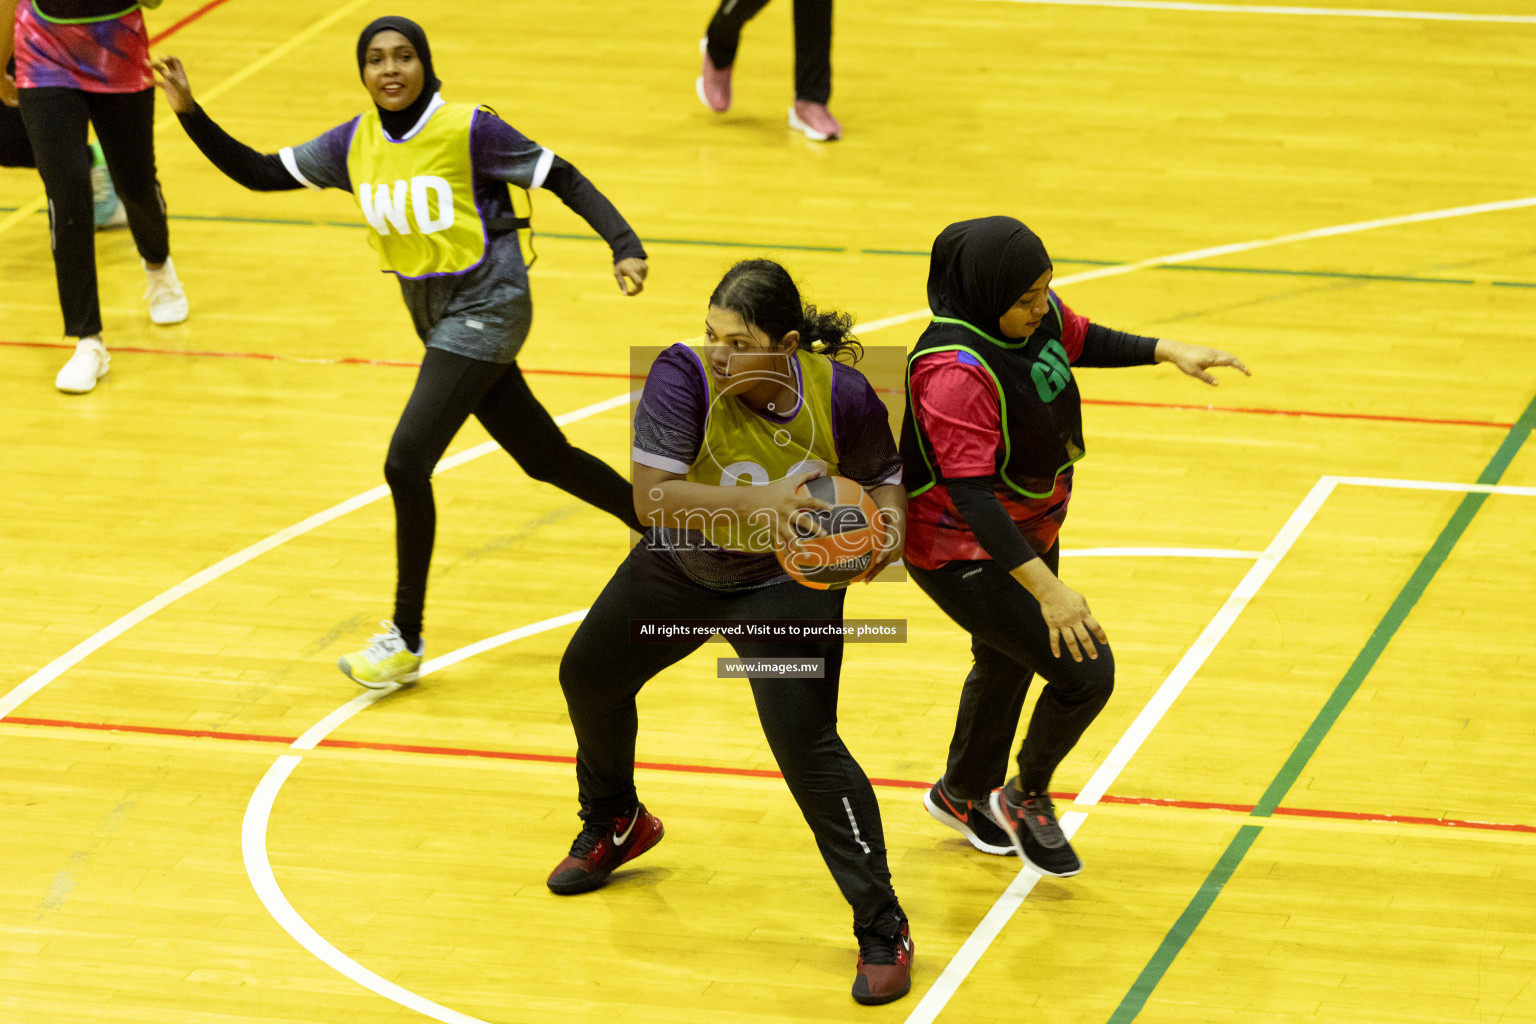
left=152, top=17, right=648, bottom=686
left=548, top=260, right=914, bottom=1006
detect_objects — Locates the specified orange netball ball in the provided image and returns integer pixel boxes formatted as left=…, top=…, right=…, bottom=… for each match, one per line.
left=775, top=475, right=884, bottom=590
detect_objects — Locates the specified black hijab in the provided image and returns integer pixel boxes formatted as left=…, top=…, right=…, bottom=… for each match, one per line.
left=356, top=16, right=441, bottom=140
left=927, top=216, right=1053, bottom=334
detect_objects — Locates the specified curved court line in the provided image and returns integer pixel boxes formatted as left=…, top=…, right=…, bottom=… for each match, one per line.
left=241, top=541, right=1265, bottom=1022
left=978, top=0, right=1536, bottom=24
left=242, top=609, right=589, bottom=1024
left=0, top=393, right=635, bottom=723
left=857, top=193, right=1536, bottom=335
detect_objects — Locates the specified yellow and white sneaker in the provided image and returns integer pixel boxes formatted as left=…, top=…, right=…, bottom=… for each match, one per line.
left=338, top=620, right=423, bottom=689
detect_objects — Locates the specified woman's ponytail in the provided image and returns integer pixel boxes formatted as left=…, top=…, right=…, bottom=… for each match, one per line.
left=800, top=305, right=862, bottom=363
left=709, top=259, right=863, bottom=364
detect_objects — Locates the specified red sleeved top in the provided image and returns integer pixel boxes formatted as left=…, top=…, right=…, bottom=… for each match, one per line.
left=904, top=296, right=1093, bottom=570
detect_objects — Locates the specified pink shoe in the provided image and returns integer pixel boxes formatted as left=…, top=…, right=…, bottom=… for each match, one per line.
left=789, top=100, right=842, bottom=141
left=696, top=37, right=731, bottom=113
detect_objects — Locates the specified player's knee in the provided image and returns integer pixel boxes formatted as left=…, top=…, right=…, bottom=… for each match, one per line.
left=383, top=448, right=432, bottom=490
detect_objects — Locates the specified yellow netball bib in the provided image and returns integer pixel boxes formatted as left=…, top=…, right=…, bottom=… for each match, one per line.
left=683, top=343, right=841, bottom=553
left=347, top=101, right=497, bottom=278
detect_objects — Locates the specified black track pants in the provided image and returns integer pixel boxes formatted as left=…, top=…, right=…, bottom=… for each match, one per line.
left=705, top=0, right=833, bottom=104
left=908, top=544, right=1115, bottom=800
left=559, top=541, right=900, bottom=929
left=18, top=86, right=168, bottom=338
left=385, top=348, right=642, bottom=640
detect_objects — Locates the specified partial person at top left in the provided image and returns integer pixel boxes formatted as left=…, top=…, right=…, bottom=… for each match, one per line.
left=1, top=0, right=188, bottom=395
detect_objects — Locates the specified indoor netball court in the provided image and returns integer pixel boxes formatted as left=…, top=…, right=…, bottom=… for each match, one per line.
left=3, top=0, right=1534, bottom=1022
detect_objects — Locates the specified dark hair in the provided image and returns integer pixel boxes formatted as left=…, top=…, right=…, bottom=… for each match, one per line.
left=709, top=259, right=863, bottom=363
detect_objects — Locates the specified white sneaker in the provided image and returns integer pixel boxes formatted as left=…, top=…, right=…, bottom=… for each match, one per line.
left=144, top=256, right=189, bottom=325
left=55, top=337, right=110, bottom=393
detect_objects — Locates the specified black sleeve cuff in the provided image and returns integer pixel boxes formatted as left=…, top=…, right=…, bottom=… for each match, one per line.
left=946, top=476, right=1035, bottom=570
left=1076, top=323, right=1159, bottom=367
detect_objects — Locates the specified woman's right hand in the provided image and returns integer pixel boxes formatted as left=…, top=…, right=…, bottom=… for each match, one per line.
left=1, top=65, right=17, bottom=108
left=148, top=56, right=194, bottom=114
left=766, top=468, right=833, bottom=550
left=1035, top=578, right=1107, bottom=662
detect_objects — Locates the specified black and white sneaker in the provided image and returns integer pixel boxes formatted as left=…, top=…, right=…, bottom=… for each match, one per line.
left=923, top=777, right=1015, bottom=856
left=989, top=781, right=1082, bottom=877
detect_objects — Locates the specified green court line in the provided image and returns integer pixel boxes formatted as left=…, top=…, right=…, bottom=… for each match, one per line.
left=1106, top=389, right=1536, bottom=1024
left=4, top=204, right=1535, bottom=288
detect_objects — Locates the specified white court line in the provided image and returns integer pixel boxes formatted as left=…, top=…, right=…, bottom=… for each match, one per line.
left=977, top=0, right=1536, bottom=24
left=902, top=477, right=1337, bottom=1024
left=902, top=470, right=1536, bottom=1022
left=0, top=393, right=637, bottom=724
left=245, top=757, right=491, bottom=1024
left=243, top=609, right=588, bottom=1024
left=1063, top=546, right=1263, bottom=559
left=857, top=194, right=1536, bottom=335
left=1331, top=475, right=1536, bottom=497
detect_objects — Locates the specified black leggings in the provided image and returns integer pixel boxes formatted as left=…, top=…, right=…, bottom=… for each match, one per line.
left=559, top=541, right=900, bottom=930
left=18, top=86, right=168, bottom=338
left=908, top=544, right=1115, bottom=800
left=705, top=0, right=833, bottom=105
left=386, top=349, right=642, bottom=641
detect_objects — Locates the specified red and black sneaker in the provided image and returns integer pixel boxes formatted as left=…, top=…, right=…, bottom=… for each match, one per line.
left=923, top=777, right=1015, bottom=856
left=989, top=779, right=1082, bottom=877
left=546, top=804, right=664, bottom=895
left=852, top=917, right=913, bottom=1005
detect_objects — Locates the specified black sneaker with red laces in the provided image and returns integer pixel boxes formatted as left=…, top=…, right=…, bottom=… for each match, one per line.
left=989, top=780, right=1082, bottom=877
left=852, top=915, right=913, bottom=1005
left=546, top=804, right=664, bottom=895
left=923, top=777, right=1015, bottom=856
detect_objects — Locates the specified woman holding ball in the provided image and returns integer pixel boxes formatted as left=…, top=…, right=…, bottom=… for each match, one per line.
left=550, top=258, right=913, bottom=1006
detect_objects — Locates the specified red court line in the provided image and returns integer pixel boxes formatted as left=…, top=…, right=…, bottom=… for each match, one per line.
left=0, top=339, right=1515, bottom=429
left=148, top=0, right=236, bottom=45
left=1081, top=396, right=1513, bottom=430
left=7, top=715, right=1531, bottom=835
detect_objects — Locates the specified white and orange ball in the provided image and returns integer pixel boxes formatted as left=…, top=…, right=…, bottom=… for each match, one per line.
left=775, top=475, right=883, bottom=590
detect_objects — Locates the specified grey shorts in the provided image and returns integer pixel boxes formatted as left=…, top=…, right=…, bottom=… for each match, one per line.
left=399, top=233, right=533, bottom=364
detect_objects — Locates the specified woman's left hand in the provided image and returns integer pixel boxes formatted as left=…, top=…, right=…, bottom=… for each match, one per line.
left=1, top=67, right=17, bottom=108
left=614, top=257, right=647, bottom=296
left=148, top=56, right=195, bottom=114
left=1155, top=339, right=1251, bottom=386
left=864, top=483, right=907, bottom=582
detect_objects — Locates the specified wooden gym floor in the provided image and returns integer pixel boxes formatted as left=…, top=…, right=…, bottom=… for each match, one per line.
left=2, top=0, right=1534, bottom=1022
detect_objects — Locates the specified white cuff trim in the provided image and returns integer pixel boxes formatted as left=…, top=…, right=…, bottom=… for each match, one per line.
left=279, top=147, right=319, bottom=190
left=881, top=472, right=903, bottom=486
left=632, top=447, right=691, bottom=475
left=530, top=147, right=555, bottom=190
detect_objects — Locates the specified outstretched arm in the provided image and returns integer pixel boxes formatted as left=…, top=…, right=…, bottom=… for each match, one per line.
left=151, top=56, right=303, bottom=191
